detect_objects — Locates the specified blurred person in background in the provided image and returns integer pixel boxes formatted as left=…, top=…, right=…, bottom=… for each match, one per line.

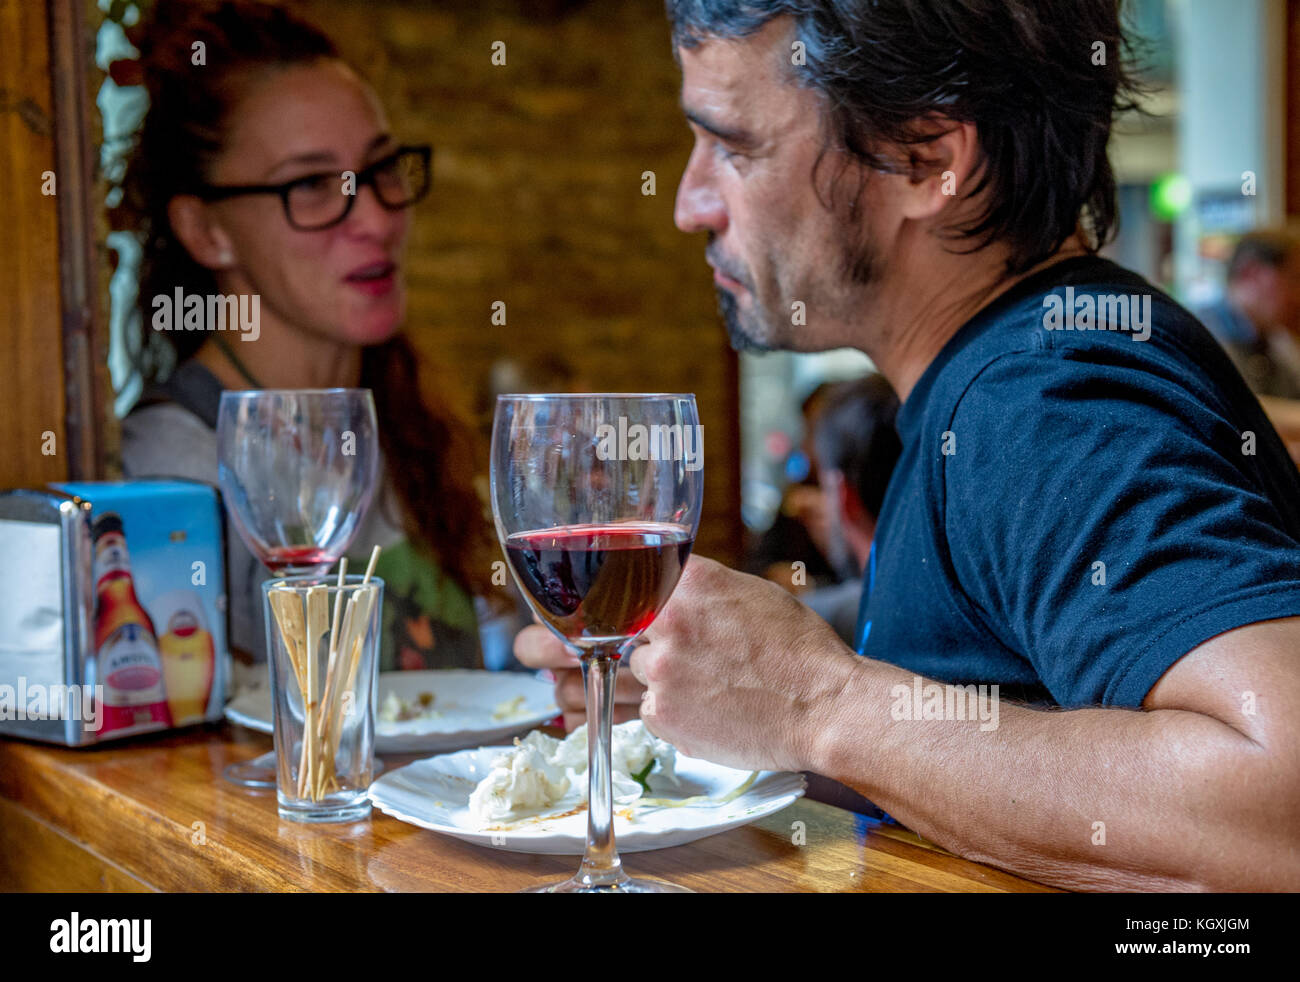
left=1199, top=230, right=1300, bottom=463
left=1200, top=229, right=1300, bottom=399
left=117, top=1, right=494, bottom=674
left=746, top=382, right=842, bottom=589
left=801, top=374, right=901, bottom=644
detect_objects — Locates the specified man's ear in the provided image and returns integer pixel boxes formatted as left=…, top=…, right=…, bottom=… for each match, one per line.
left=894, top=117, right=980, bottom=223
left=167, top=195, right=235, bottom=271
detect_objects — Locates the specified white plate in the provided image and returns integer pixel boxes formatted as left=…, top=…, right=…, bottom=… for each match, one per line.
left=368, top=745, right=806, bottom=854
left=224, top=670, right=558, bottom=754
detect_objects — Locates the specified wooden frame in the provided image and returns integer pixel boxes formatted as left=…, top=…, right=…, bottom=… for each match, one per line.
left=47, top=0, right=103, bottom=481
left=0, top=0, right=102, bottom=489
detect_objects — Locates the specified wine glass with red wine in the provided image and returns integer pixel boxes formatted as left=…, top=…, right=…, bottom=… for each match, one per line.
left=491, top=393, right=703, bottom=893
left=216, top=388, right=379, bottom=787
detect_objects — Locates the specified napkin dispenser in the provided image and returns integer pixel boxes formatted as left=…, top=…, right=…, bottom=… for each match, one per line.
left=0, top=481, right=230, bottom=746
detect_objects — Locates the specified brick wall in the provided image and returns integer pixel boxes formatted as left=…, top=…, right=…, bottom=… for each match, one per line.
left=304, top=0, right=742, bottom=564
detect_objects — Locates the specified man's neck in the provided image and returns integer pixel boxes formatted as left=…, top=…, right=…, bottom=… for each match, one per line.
left=866, top=236, right=1091, bottom=402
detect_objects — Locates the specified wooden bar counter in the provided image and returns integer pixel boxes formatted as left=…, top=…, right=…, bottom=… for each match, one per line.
left=0, top=723, right=1057, bottom=893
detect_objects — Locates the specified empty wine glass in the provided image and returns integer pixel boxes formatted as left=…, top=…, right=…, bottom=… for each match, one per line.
left=217, top=388, right=379, bottom=787
left=491, top=393, right=703, bottom=892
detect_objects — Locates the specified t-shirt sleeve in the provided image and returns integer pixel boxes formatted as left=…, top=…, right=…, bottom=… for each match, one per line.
left=943, top=348, right=1300, bottom=708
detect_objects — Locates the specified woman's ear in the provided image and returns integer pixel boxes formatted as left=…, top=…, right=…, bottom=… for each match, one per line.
left=167, top=195, right=235, bottom=270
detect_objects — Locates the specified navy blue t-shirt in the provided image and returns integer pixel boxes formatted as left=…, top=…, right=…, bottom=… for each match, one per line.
left=856, top=256, right=1300, bottom=708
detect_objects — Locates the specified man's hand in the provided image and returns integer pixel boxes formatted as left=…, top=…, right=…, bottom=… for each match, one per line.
left=626, top=555, right=858, bottom=772
left=513, top=624, right=647, bottom=731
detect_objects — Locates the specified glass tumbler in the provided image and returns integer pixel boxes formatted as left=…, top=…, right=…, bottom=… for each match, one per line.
left=263, top=574, right=384, bottom=823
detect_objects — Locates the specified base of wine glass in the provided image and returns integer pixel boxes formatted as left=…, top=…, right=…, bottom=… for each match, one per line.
left=222, top=752, right=385, bottom=789
left=522, top=874, right=693, bottom=894
left=222, top=753, right=277, bottom=788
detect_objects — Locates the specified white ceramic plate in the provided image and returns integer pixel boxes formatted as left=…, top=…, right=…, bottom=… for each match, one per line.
left=224, top=670, right=558, bottom=753
left=368, top=745, right=806, bottom=854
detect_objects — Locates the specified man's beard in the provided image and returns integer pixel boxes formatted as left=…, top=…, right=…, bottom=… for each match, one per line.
left=716, top=287, right=771, bottom=353
left=713, top=220, right=878, bottom=354
left=837, top=220, right=878, bottom=288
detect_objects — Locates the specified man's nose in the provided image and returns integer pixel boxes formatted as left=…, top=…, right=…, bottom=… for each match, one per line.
left=673, top=149, right=727, bottom=236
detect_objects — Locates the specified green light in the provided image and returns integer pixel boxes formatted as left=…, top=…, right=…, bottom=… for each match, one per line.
left=1150, top=173, right=1192, bottom=222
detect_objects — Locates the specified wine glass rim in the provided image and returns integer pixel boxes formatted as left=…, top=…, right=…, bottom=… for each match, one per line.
left=495, top=392, right=696, bottom=400
left=219, top=387, right=372, bottom=398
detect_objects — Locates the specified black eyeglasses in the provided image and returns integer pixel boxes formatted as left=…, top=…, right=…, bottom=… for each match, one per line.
left=194, top=144, right=432, bottom=231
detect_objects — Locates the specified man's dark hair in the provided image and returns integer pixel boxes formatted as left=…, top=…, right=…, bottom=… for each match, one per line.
left=812, top=374, right=901, bottom=520
left=1226, top=229, right=1299, bottom=283
left=665, top=0, right=1145, bottom=275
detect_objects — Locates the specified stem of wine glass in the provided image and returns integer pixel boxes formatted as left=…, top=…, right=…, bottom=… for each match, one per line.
left=575, top=645, right=628, bottom=890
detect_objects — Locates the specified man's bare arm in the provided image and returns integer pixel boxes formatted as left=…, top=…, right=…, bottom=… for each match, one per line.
left=525, top=557, right=1300, bottom=890
left=809, top=617, right=1300, bottom=891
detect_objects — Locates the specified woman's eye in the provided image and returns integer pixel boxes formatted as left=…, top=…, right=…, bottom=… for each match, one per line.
left=291, top=174, right=334, bottom=196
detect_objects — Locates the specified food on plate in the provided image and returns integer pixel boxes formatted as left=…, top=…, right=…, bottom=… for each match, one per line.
left=490, top=694, right=530, bottom=721
left=378, top=690, right=439, bottom=723
left=549, top=719, right=680, bottom=794
left=467, top=731, right=572, bottom=824
left=466, top=720, right=680, bottom=827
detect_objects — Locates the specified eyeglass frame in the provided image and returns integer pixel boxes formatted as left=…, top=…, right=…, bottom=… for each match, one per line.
left=191, top=144, right=433, bottom=231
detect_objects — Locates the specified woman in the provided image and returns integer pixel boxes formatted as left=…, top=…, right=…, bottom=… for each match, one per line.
left=118, top=0, right=493, bottom=673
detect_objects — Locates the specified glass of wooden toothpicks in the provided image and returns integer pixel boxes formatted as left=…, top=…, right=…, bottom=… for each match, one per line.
left=263, top=550, right=384, bottom=823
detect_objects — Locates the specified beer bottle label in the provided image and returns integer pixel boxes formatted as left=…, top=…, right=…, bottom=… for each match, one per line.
left=101, top=623, right=167, bottom=701
left=99, top=623, right=172, bottom=734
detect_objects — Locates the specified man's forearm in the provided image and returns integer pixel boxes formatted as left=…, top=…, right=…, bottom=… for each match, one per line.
left=804, top=655, right=1300, bottom=891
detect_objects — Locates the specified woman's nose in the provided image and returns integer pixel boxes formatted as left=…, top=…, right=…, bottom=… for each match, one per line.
left=342, top=180, right=400, bottom=239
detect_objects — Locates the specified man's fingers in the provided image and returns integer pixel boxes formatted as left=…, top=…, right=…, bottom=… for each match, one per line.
left=562, top=705, right=641, bottom=733
left=626, top=642, right=651, bottom=686
left=554, top=667, right=645, bottom=713
left=554, top=669, right=586, bottom=713
left=513, top=624, right=579, bottom=669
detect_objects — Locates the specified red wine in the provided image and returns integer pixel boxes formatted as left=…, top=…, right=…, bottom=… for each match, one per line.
left=261, top=544, right=334, bottom=575
left=505, top=523, right=694, bottom=645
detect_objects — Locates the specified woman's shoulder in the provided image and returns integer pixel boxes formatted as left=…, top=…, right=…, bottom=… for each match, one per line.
left=120, top=400, right=218, bottom=485
left=120, top=359, right=224, bottom=483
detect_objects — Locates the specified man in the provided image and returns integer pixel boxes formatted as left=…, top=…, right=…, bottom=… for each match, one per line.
left=1200, top=230, right=1300, bottom=399
left=518, top=0, right=1300, bottom=890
